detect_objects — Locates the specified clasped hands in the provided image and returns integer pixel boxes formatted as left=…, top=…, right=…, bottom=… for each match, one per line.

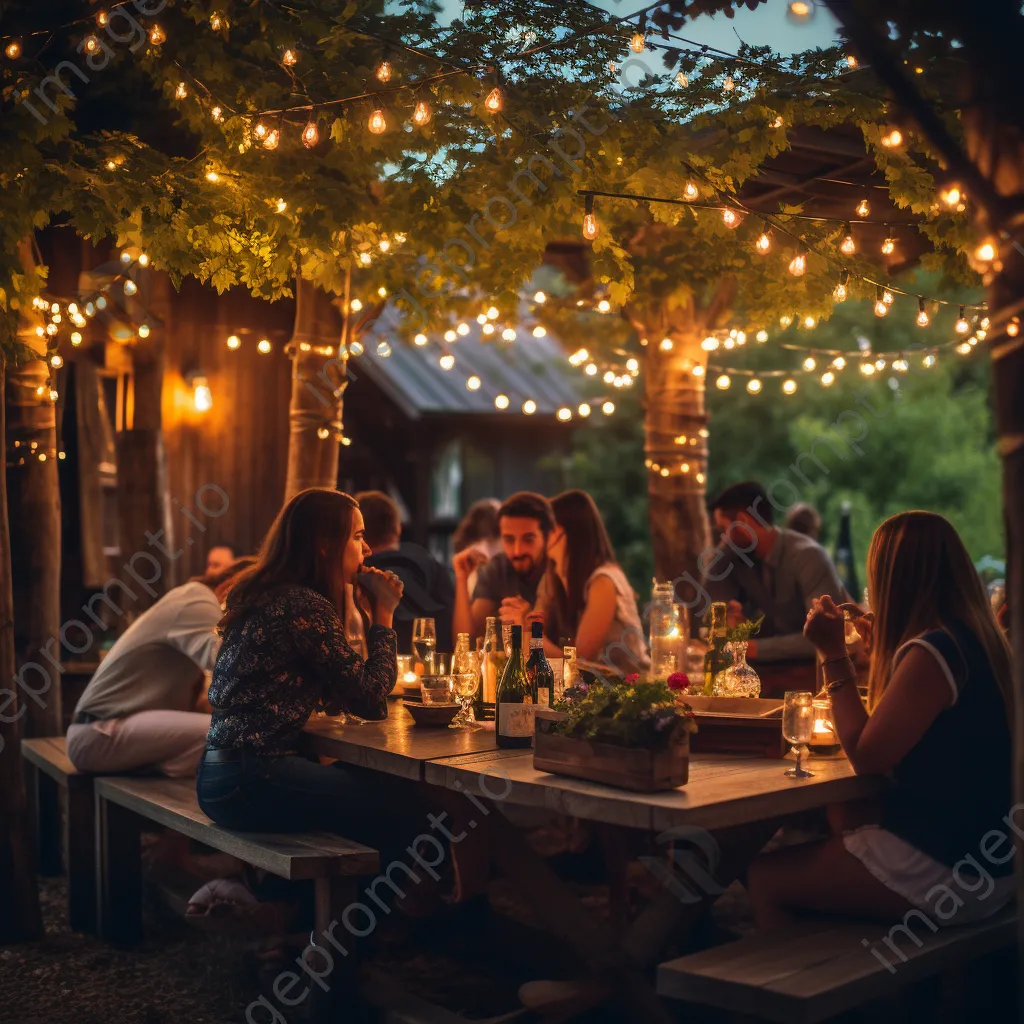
left=804, top=594, right=874, bottom=663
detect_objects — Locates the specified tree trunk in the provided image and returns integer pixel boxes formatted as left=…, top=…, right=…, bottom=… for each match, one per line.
left=284, top=279, right=348, bottom=501
left=5, top=239, right=62, bottom=738
left=644, top=332, right=712, bottom=589
left=0, top=353, right=45, bottom=942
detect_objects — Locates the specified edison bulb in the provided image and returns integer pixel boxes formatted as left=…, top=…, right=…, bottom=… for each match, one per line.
left=840, top=233, right=856, bottom=255
left=916, top=307, right=930, bottom=327
left=788, top=254, right=806, bottom=276
left=557, top=407, right=572, bottom=422
left=302, top=121, right=320, bottom=148
left=803, top=356, right=816, bottom=371
left=722, top=209, right=740, bottom=228
left=881, top=237, right=895, bottom=255
left=881, top=127, right=903, bottom=148
left=955, top=313, right=970, bottom=334
left=755, top=232, right=771, bottom=254
left=282, top=49, right=298, bottom=67
left=940, top=186, right=962, bottom=207
left=123, top=280, right=138, bottom=296
left=821, top=371, right=835, bottom=386
left=582, top=212, right=598, bottom=240
left=874, top=299, right=889, bottom=318
left=629, top=32, right=645, bottom=53
left=484, top=87, right=502, bottom=113
left=413, top=99, right=431, bottom=125
left=856, top=198, right=870, bottom=217
left=368, top=108, right=387, bottom=134
left=834, top=282, right=848, bottom=302
left=376, top=59, right=392, bottom=83
left=149, top=24, right=166, bottom=45
left=883, top=289, right=894, bottom=305
left=683, top=181, right=699, bottom=200
left=5, top=40, right=22, bottom=59
left=494, top=394, right=510, bottom=410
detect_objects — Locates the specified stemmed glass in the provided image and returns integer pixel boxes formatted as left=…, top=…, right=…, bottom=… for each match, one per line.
left=412, top=618, right=437, bottom=675
left=450, top=648, right=482, bottom=730
left=783, top=691, right=815, bottom=778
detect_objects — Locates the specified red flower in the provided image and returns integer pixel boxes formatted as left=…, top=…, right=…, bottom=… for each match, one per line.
left=667, top=672, right=690, bottom=691
left=625, top=673, right=640, bottom=684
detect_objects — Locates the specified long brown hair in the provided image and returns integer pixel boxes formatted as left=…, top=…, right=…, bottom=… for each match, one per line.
left=221, top=489, right=361, bottom=631
left=866, top=511, right=1012, bottom=715
left=452, top=498, right=500, bottom=553
left=550, top=490, right=617, bottom=631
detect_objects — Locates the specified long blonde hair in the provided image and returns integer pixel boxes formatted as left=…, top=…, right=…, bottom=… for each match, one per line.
left=866, top=511, right=1012, bottom=715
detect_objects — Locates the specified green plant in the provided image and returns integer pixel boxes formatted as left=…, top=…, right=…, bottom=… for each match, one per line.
left=727, top=615, right=764, bottom=643
left=552, top=675, right=697, bottom=749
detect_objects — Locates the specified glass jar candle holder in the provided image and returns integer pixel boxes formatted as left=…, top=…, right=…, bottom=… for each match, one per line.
left=808, top=695, right=841, bottom=755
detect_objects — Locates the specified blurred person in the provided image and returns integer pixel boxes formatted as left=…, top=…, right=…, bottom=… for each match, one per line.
left=206, top=542, right=239, bottom=575
left=703, top=481, right=846, bottom=663
left=452, top=491, right=556, bottom=640
left=452, top=498, right=502, bottom=597
left=67, top=558, right=254, bottom=777
left=748, top=511, right=1014, bottom=932
left=355, top=489, right=454, bottom=653
left=530, top=490, right=650, bottom=677
left=784, top=503, right=821, bottom=541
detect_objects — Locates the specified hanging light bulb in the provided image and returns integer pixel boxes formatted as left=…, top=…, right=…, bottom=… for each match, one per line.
left=578, top=402, right=591, bottom=417
left=302, top=120, right=320, bottom=148
left=413, top=98, right=432, bottom=125
left=856, top=197, right=870, bottom=218
left=210, top=12, right=223, bottom=30
left=746, top=378, right=761, bottom=394
left=840, top=225, right=856, bottom=255
left=149, top=24, right=166, bottom=45
left=940, top=185, right=962, bottom=208
left=254, top=122, right=268, bottom=140
left=439, top=352, right=455, bottom=370
left=955, top=306, right=970, bottom=334
left=501, top=328, right=516, bottom=342
left=756, top=330, right=769, bottom=343
left=883, top=288, right=894, bottom=306
left=755, top=226, right=771, bottom=253
left=821, top=371, right=836, bottom=386
left=5, top=39, right=22, bottom=59
left=833, top=271, right=849, bottom=302
left=226, top=334, right=241, bottom=350
left=803, top=356, right=816, bottom=371
left=780, top=315, right=793, bottom=328
left=368, top=107, right=387, bottom=134
left=83, top=35, right=101, bottom=54
left=495, top=394, right=510, bottom=410
left=582, top=195, right=598, bottom=240
left=683, top=181, right=699, bottom=201
left=923, top=353, right=936, bottom=368
left=444, top=329, right=457, bottom=343
left=375, top=59, right=392, bottom=83
left=1008, top=318, right=1021, bottom=338
left=916, top=297, right=930, bottom=327
left=881, top=236, right=896, bottom=255
left=124, top=280, right=138, bottom=297
left=789, top=252, right=808, bottom=277
left=880, top=127, right=903, bottom=148
left=257, top=338, right=272, bottom=354
left=282, top=49, right=298, bottom=67
left=96, top=9, right=109, bottom=26
left=263, top=128, right=280, bottom=150
left=484, top=86, right=503, bottom=113
left=630, top=31, right=646, bottom=53
left=71, top=332, right=83, bottom=346
left=557, top=407, right=572, bottom=422
left=833, top=356, right=846, bottom=369
left=782, top=378, right=798, bottom=395
left=138, top=324, right=151, bottom=339
left=376, top=341, right=392, bottom=358
left=874, top=295, right=889, bottom=318
left=523, top=399, right=537, bottom=415
left=721, top=208, right=740, bottom=228
left=532, top=325, right=546, bottom=338
left=676, top=71, right=688, bottom=87
left=716, top=374, right=731, bottom=390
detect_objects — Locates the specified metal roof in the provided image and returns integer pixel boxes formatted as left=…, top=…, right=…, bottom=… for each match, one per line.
left=355, top=306, right=584, bottom=419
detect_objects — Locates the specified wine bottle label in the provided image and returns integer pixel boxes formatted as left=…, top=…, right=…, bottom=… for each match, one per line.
left=498, top=703, right=535, bottom=737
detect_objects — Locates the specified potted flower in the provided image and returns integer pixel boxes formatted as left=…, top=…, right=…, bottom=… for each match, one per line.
left=533, top=674, right=698, bottom=791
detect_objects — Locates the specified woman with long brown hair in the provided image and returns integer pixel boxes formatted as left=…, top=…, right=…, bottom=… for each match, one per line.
left=747, top=511, right=1014, bottom=932
left=196, top=488, right=407, bottom=839
left=533, top=490, right=649, bottom=676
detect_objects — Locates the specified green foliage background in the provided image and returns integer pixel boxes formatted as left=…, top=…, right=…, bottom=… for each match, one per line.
left=569, top=276, right=1002, bottom=598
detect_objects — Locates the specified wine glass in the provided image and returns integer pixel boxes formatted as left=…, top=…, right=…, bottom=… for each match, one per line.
left=412, top=618, right=436, bottom=675
left=450, top=649, right=482, bottom=730
left=783, top=691, right=815, bottom=778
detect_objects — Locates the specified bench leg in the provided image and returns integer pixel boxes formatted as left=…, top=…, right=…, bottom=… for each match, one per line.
left=26, top=765, right=63, bottom=876
left=305, top=876, right=365, bottom=1024
left=96, top=794, right=143, bottom=945
left=66, top=779, right=97, bottom=934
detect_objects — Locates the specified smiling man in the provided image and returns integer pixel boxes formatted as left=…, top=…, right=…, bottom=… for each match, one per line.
left=452, top=491, right=556, bottom=641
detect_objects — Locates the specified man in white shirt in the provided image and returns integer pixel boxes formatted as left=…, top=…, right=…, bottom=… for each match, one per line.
left=66, top=560, right=251, bottom=777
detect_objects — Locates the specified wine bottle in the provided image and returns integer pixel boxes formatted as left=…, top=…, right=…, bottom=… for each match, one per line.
left=496, top=625, right=534, bottom=749
left=702, top=601, right=732, bottom=695
left=526, top=621, right=555, bottom=708
left=477, top=616, right=504, bottom=722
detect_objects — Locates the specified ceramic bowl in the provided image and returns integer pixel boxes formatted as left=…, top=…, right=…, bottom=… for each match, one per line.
left=402, top=700, right=460, bottom=727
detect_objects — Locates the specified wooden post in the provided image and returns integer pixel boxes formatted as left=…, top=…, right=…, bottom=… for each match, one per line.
left=0, top=353, right=45, bottom=943
left=5, top=240, right=62, bottom=738
left=284, top=278, right=348, bottom=500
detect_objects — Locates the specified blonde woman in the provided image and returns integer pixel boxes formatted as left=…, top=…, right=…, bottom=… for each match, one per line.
left=748, top=511, right=1014, bottom=932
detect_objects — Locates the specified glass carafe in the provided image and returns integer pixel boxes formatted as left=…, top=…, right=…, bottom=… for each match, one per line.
left=712, top=640, right=761, bottom=698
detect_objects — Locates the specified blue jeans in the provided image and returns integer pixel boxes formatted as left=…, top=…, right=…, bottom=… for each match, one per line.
left=196, top=748, right=430, bottom=864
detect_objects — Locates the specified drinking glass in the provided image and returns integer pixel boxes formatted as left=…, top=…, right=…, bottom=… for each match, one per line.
left=783, top=691, right=815, bottom=778
left=420, top=675, right=453, bottom=705
left=412, top=618, right=437, bottom=675
left=450, top=649, right=482, bottom=729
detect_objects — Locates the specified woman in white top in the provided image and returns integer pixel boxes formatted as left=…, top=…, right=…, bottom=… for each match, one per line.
left=532, top=490, right=650, bottom=677
left=451, top=498, right=503, bottom=598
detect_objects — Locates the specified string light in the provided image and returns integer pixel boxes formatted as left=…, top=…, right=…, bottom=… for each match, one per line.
left=788, top=253, right=807, bottom=277
left=881, top=236, right=896, bottom=255
left=377, top=341, right=392, bottom=357
left=783, top=379, right=798, bottom=395
left=466, top=375, right=481, bottom=390
left=974, top=239, right=997, bottom=263
left=603, top=370, right=615, bottom=384
left=803, top=356, right=816, bottom=371
left=722, top=74, right=735, bottom=92
left=597, top=299, right=611, bottom=313
left=501, top=328, right=516, bottom=342
left=211, top=106, right=224, bottom=122
left=585, top=363, right=598, bottom=375
left=532, top=326, right=547, bottom=338
left=692, top=365, right=705, bottom=378
left=722, top=208, right=740, bottom=228
left=756, top=330, right=769, bottom=343
left=630, top=31, right=646, bottom=53
left=534, top=291, right=547, bottom=303
left=444, top=329, right=457, bottom=342
left=348, top=340, right=364, bottom=357
left=482, top=323, right=495, bottom=336
left=746, top=378, right=762, bottom=394
left=302, top=121, right=320, bottom=147
left=456, top=322, right=470, bottom=336
left=956, top=342, right=972, bottom=355
left=1008, top=318, right=1021, bottom=338
left=892, top=358, right=908, bottom=372
left=916, top=297, right=930, bottom=327
left=149, top=24, right=166, bottom=45
left=258, top=338, right=272, bottom=354
left=860, top=361, right=875, bottom=376
left=833, top=270, right=849, bottom=302
left=275, top=198, right=287, bottom=213
left=833, top=356, right=846, bottom=369
left=210, top=12, right=223, bottom=30
left=578, top=403, right=591, bottom=417
left=264, top=128, right=280, bottom=150
left=803, top=315, right=817, bottom=329
left=923, top=354, right=936, bottom=368
left=84, top=35, right=101, bottom=54
left=5, top=39, right=22, bottom=59
left=676, top=71, right=688, bottom=87
left=376, top=59, right=392, bottom=83
left=716, top=374, right=731, bottom=390
left=368, top=108, right=387, bottom=134
left=780, top=315, right=793, bottom=327
left=440, top=352, right=455, bottom=369
left=124, top=280, right=138, bottom=297
left=821, top=371, right=835, bottom=386
left=71, top=332, right=83, bottom=346
left=282, top=49, right=298, bottom=67
left=226, top=334, right=241, bottom=350
left=582, top=194, right=598, bottom=240
left=940, top=185, right=962, bottom=207
left=495, top=394, right=510, bottom=410
left=557, top=407, right=572, bottom=422
left=523, top=399, right=537, bottom=415
left=840, top=225, right=857, bottom=255
left=955, top=306, right=970, bottom=334
left=683, top=181, right=699, bottom=200
left=856, top=197, right=870, bottom=218
left=484, top=86, right=503, bottom=113
left=880, top=127, right=903, bottom=148
left=786, top=1, right=813, bottom=23
left=874, top=293, right=889, bottom=318
left=138, top=253, right=149, bottom=267
left=660, top=338, right=674, bottom=352
left=413, top=98, right=432, bottom=125
left=846, top=54, right=858, bottom=68
left=602, top=401, right=615, bottom=416
left=138, top=324, right=151, bottom=339
left=755, top=226, right=771, bottom=254
left=97, top=9, right=109, bottom=26
left=626, top=358, right=639, bottom=372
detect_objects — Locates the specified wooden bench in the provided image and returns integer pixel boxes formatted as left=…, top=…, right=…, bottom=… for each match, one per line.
left=21, top=736, right=96, bottom=933
left=656, top=908, right=1017, bottom=1022
left=93, top=774, right=380, bottom=945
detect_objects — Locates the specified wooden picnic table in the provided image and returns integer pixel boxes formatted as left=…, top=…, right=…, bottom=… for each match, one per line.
left=302, top=709, right=883, bottom=1024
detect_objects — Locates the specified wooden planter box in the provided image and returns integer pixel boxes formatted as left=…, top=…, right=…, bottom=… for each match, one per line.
left=685, top=696, right=787, bottom=759
left=533, top=709, right=689, bottom=792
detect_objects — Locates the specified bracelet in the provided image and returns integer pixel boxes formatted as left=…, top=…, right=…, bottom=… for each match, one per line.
left=821, top=656, right=854, bottom=687
left=824, top=674, right=855, bottom=696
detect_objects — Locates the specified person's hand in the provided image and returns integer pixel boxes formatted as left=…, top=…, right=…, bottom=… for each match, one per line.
left=726, top=600, right=745, bottom=629
left=498, top=596, right=532, bottom=629
left=803, top=594, right=847, bottom=660
left=356, top=566, right=403, bottom=616
left=453, top=547, right=488, bottom=581
left=838, top=602, right=874, bottom=657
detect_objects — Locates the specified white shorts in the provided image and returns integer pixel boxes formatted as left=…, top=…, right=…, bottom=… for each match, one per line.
left=843, top=825, right=1015, bottom=926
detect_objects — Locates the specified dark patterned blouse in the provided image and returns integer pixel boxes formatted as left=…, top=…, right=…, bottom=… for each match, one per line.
left=207, top=584, right=397, bottom=756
